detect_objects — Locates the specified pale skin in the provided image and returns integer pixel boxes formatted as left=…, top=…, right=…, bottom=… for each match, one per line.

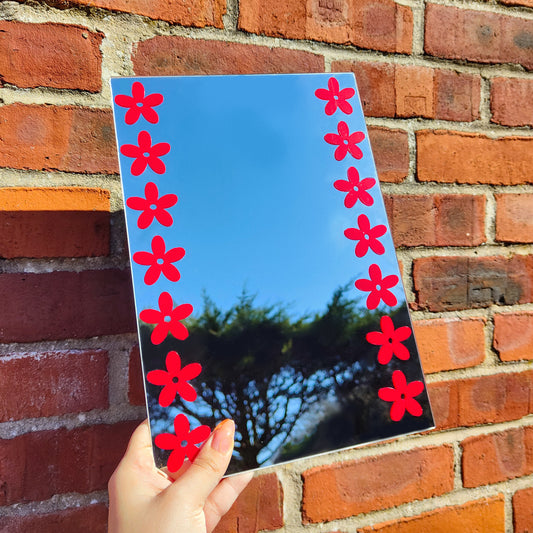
left=108, top=419, right=253, bottom=533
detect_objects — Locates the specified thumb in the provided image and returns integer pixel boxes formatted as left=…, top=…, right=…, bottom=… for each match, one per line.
left=167, top=419, right=235, bottom=508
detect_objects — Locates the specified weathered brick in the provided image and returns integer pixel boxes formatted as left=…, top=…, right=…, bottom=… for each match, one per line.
left=491, top=78, right=533, bottom=127
left=462, top=426, right=533, bottom=488
left=301, top=446, right=454, bottom=523
left=367, top=127, right=409, bottom=183
left=427, top=371, right=533, bottom=431
left=333, top=61, right=396, bottom=118
left=0, top=350, right=108, bottom=422
left=238, top=0, right=413, bottom=54
left=384, top=194, right=485, bottom=247
left=0, top=187, right=110, bottom=258
left=0, top=270, right=135, bottom=343
left=133, top=36, right=324, bottom=76
left=425, top=4, right=533, bottom=71
left=413, top=317, right=486, bottom=374
left=417, top=130, right=533, bottom=185
left=0, top=104, right=118, bottom=174
left=214, top=473, right=283, bottom=533
left=494, top=312, right=533, bottom=362
left=513, top=487, right=533, bottom=533
left=0, top=421, right=138, bottom=505
left=128, top=345, right=145, bottom=406
left=413, top=255, right=533, bottom=312
left=333, top=62, right=480, bottom=121
left=0, top=504, right=108, bottom=533
left=358, top=495, right=505, bottom=533
left=0, top=21, right=102, bottom=92
left=37, top=0, right=226, bottom=28
left=495, top=194, right=533, bottom=244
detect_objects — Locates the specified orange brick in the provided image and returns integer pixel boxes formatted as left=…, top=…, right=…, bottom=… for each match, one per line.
left=425, top=4, right=533, bottom=71
left=0, top=187, right=110, bottom=258
left=494, top=312, right=533, bottom=362
left=133, top=36, right=324, bottom=76
left=384, top=194, right=486, bottom=247
left=301, top=446, right=454, bottom=523
left=495, top=194, right=533, bottom=244
left=491, top=78, right=533, bottom=127
left=0, top=21, right=102, bottom=92
left=214, top=473, right=283, bottom=533
left=358, top=495, right=505, bottom=533
left=501, top=0, right=533, bottom=6
left=238, top=0, right=413, bottom=54
left=428, top=372, right=533, bottom=431
left=395, top=66, right=435, bottom=118
left=367, top=127, right=409, bottom=183
left=462, top=426, right=533, bottom=487
left=57, top=0, right=226, bottom=28
left=0, top=104, right=117, bottom=174
left=513, top=487, right=533, bottom=533
left=413, top=317, right=486, bottom=373
left=434, top=69, right=481, bottom=122
left=417, top=130, right=533, bottom=185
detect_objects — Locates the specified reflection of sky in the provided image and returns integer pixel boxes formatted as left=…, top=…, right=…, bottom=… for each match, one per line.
left=112, top=73, right=405, bottom=320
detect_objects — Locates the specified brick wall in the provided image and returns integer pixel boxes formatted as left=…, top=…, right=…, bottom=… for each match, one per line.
left=0, top=0, right=531, bottom=531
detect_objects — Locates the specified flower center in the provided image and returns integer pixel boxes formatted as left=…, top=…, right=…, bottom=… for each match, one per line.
left=163, top=315, right=171, bottom=323
left=363, top=234, right=370, bottom=240
left=400, top=393, right=406, bottom=400
left=375, top=284, right=381, bottom=291
left=150, top=204, right=158, bottom=210
left=180, top=439, right=188, bottom=448
left=136, top=102, right=144, bottom=107
left=143, top=151, right=151, bottom=158
left=343, top=139, right=349, bottom=145
left=156, top=258, right=164, bottom=265
left=172, top=376, right=179, bottom=384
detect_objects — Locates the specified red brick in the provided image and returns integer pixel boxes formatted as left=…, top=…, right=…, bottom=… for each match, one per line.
left=494, top=312, right=533, bottom=362
left=384, top=194, right=485, bottom=247
left=491, top=78, right=533, bottom=127
left=0, top=350, right=108, bottom=422
left=0, top=187, right=110, bottom=258
left=333, top=61, right=396, bottom=118
left=41, top=0, right=226, bottom=28
left=0, top=421, right=138, bottom=505
left=358, top=495, right=505, bottom=533
left=0, top=504, right=108, bottom=533
left=0, top=270, right=135, bottom=343
left=513, top=487, right=533, bottom=533
left=333, top=62, right=480, bottom=121
left=417, top=130, right=533, bottom=185
left=413, top=317, right=486, bottom=374
left=214, top=473, right=283, bottom=533
left=301, top=446, right=454, bottom=523
left=461, top=426, right=533, bottom=487
left=0, top=21, right=102, bottom=92
left=425, top=4, right=533, bottom=71
left=238, top=0, right=413, bottom=54
left=501, top=0, right=533, bottom=6
left=0, top=104, right=118, bottom=174
left=367, top=126, right=409, bottom=183
left=128, top=345, right=145, bottom=406
left=133, top=36, right=324, bottom=76
left=413, top=255, right=533, bottom=312
left=428, top=371, right=533, bottom=431
left=495, top=194, right=533, bottom=244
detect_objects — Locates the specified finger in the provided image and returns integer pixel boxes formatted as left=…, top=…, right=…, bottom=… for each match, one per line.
left=204, top=472, right=254, bottom=533
left=166, top=419, right=235, bottom=509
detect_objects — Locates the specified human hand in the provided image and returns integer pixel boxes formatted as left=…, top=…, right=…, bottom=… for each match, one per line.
left=108, top=419, right=253, bottom=533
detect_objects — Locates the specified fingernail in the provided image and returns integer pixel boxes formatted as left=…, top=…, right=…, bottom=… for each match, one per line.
left=211, top=419, right=234, bottom=454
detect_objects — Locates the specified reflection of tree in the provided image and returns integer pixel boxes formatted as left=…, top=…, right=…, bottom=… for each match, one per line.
left=140, top=286, right=426, bottom=472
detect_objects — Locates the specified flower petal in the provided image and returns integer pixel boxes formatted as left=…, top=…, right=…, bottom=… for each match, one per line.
left=167, top=447, right=187, bottom=472
left=392, top=370, right=407, bottom=390
left=146, top=369, right=170, bottom=386
left=139, top=309, right=162, bottom=324
left=405, top=398, right=423, bottom=417
left=180, top=362, right=202, bottom=381
left=159, top=383, right=179, bottom=407
left=390, top=400, right=406, bottom=421
left=377, top=344, right=394, bottom=365
left=176, top=381, right=198, bottom=402
left=151, top=323, right=170, bottom=344
left=166, top=351, right=182, bottom=374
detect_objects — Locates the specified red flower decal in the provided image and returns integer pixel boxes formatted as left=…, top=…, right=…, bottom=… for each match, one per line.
left=133, top=235, right=185, bottom=285
left=139, top=292, right=193, bottom=345
left=366, top=315, right=412, bottom=365
left=120, top=131, right=170, bottom=176
left=355, top=264, right=399, bottom=310
left=126, top=182, right=177, bottom=230
left=324, top=121, right=365, bottom=161
left=315, top=77, right=355, bottom=116
left=114, top=81, right=163, bottom=125
left=147, top=351, right=202, bottom=407
left=378, top=370, right=424, bottom=421
left=344, top=214, right=386, bottom=257
left=155, top=414, right=211, bottom=472
left=334, top=167, right=375, bottom=208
